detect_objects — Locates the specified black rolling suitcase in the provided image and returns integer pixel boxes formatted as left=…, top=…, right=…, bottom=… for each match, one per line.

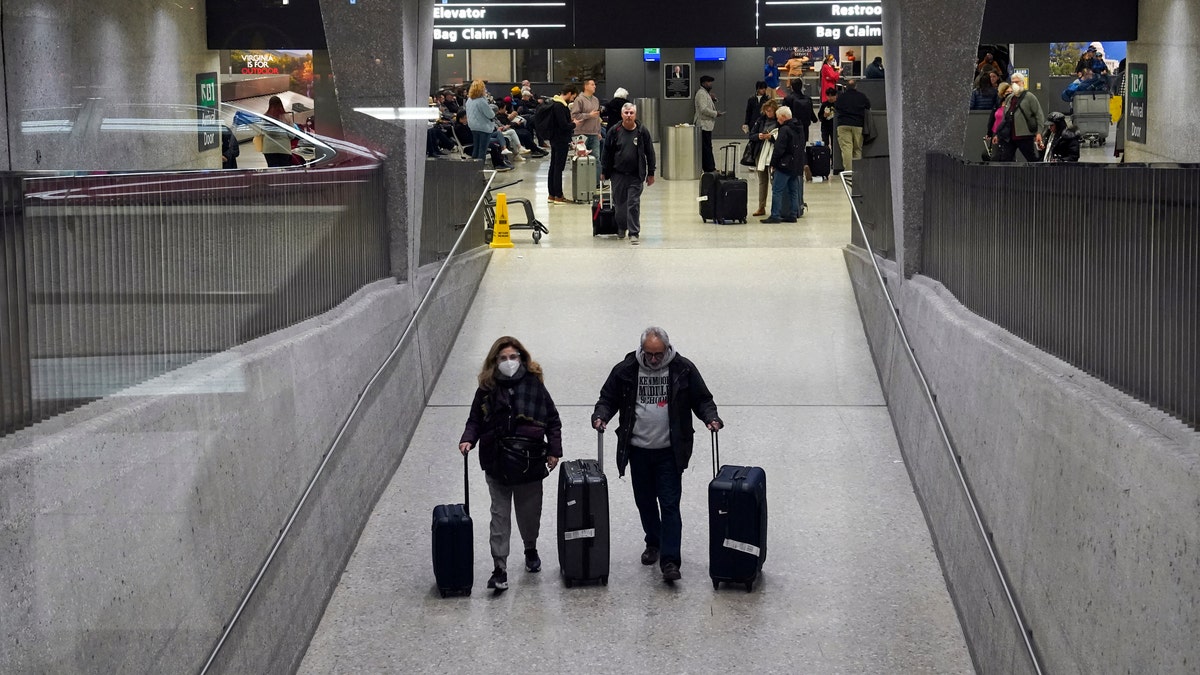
left=592, top=182, right=618, bottom=236
left=708, top=432, right=767, bottom=592
left=432, top=454, right=473, bottom=597
left=806, top=143, right=831, bottom=179
left=699, top=144, right=748, bottom=224
left=557, top=431, right=610, bottom=587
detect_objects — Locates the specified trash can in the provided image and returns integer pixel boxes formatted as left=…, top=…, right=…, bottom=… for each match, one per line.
left=634, top=97, right=658, bottom=142
left=661, top=124, right=699, bottom=180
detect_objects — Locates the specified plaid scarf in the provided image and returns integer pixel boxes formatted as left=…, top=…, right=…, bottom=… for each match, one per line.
left=482, top=373, right=553, bottom=434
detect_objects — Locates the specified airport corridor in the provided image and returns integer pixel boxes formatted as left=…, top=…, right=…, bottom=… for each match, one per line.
left=298, top=156, right=974, bottom=674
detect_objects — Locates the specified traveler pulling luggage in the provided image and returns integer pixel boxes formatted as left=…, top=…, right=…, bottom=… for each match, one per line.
left=557, top=430, right=610, bottom=587
left=592, top=182, right=617, bottom=237
left=699, top=143, right=748, bottom=224
left=432, top=453, right=474, bottom=597
left=708, top=431, right=767, bottom=591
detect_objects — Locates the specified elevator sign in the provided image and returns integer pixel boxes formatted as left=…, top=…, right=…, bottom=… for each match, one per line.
left=760, top=0, right=884, bottom=45
left=432, top=0, right=573, bottom=47
left=1127, top=62, right=1147, bottom=144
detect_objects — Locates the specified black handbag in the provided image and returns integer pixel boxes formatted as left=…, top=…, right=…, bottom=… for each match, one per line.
left=495, top=435, right=549, bottom=485
left=739, top=141, right=759, bottom=167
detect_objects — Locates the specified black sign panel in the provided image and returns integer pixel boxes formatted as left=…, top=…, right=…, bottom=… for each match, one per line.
left=572, top=0, right=756, bottom=48
left=432, top=0, right=574, bottom=48
left=759, top=0, right=884, bottom=46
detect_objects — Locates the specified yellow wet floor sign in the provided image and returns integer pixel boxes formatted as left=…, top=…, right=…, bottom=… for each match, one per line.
left=490, top=193, right=514, bottom=248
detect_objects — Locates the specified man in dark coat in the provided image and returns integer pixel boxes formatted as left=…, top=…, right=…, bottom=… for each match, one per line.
left=592, top=327, right=723, bottom=583
left=762, top=105, right=806, bottom=223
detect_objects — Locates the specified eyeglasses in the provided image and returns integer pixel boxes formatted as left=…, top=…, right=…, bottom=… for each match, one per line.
left=644, top=350, right=666, bottom=359
left=497, top=353, right=522, bottom=362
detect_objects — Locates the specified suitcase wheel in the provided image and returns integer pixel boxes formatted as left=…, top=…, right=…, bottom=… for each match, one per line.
left=483, top=228, right=493, bottom=244
left=601, top=576, right=608, bottom=586
left=745, top=582, right=754, bottom=593
left=440, top=589, right=448, bottom=598
left=712, top=579, right=720, bottom=590
left=564, top=578, right=574, bottom=588
left=532, top=228, right=542, bottom=244
left=465, top=589, right=472, bottom=596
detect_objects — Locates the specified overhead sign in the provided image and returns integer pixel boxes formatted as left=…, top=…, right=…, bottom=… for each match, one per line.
left=1127, top=62, right=1147, bottom=144
left=759, top=0, right=884, bottom=45
left=432, top=0, right=573, bottom=47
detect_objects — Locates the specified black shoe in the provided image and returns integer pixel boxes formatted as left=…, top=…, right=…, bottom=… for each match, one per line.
left=641, top=546, right=660, bottom=565
left=617, top=231, right=626, bottom=239
left=760, top=217, right=782, bottom=223
left=662, top=561, right=681, bottom=582
left=487, top=567, right=509, bottom=591
left=525, top=548, right=542, bottom=573
left=782, top=218, right=798, bottom=223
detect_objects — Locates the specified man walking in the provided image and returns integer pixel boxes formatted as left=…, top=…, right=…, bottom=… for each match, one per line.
left=571, top=78, right=603, bottom=185
left=694, top=75, right=722, bottom=173
left=601, top=103, right=656, bottom=244
left=592, top=327, right=723, bottom=584
left=762, top=105, right=804, bottom=223
left=538, top=84, right=579, bottom=204
left=834, top=78, right=871, bottom=172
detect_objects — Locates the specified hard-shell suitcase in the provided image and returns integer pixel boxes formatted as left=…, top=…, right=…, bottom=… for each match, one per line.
left=700, top=144, right=748, bottom=224
left=806, top=143, right=832, bottom=179
left=432, top=454, right=473, bottom=597
left=708, top=433, right=767, bottom=592
left=571, top=154, right=597, bottom=203
left=592, top=182, right=618, bottom=236
left=557, top=431, right=610, bottom=587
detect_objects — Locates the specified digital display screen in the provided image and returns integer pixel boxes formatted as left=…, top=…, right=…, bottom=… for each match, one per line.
left=643, top=48, right=661, bottom=62
left=694, top=47, right=727, bottom=61
left=432, top=0, right=574, bottom=47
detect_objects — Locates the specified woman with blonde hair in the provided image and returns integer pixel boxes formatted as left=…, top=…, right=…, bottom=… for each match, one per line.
left=464, top=79, right=512, bottom=167
left=459, top=336, right=562, bottom=592
left=746, top=99, right=779, bottom=217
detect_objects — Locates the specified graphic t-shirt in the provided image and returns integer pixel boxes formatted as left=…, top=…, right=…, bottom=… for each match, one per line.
left=630, top=366, right=671, bottom=449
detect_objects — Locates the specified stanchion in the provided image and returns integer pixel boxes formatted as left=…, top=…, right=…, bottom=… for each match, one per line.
left=490, top=192, right=514, bottom=248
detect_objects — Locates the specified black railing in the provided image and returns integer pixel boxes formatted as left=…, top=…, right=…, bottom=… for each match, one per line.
left=1, top=161, right=389, bottom=436
left=922, top=153, right=1199, bottom=429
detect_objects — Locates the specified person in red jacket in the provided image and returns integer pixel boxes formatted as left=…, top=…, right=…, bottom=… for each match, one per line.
left=820, top=53, right=840, bottom=102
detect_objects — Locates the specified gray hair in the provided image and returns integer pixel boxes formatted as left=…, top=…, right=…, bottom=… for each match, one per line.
left=621, top=102, right=637, bottom=114
left=640, top=326, right=671, bottom=348
left=775, top=105, right=793, bottom=120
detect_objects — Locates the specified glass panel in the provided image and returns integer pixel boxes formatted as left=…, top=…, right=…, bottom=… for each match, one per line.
left=550, top=49, right=605, bottom=86
left=435, top=49, right=469, bottom=89
left=513, top=49, right=548, bottom=82
left=469, top=49, right=512, bottom=83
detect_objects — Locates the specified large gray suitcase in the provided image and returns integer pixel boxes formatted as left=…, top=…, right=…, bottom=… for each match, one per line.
left=1072, top=92, right=1111, bottom=145
left=571, top=154, right=597, bottom=203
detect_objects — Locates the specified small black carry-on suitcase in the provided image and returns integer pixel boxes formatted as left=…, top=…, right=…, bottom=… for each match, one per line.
left=708, top=432, right=767, bottom=591
left=699, top=144, right=748, bottom=224
left=432, top=453, right=473, bottom=597
left=557, top=431, right=610, bottom=587
left=592, top=182, right=618, bottom=236
left=806, top=143, right=832, bottom=180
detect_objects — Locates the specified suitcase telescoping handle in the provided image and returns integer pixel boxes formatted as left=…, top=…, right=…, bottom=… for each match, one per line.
left=463, top=451, right=470, bottom=512
left=596, top=429, right=604, bottom=470
left=721, top=143, right=739, bottom=174
left=711, top=429, right=720, bottom=480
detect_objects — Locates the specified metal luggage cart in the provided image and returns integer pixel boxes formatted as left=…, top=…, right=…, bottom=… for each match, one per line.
left=483, top=179, right=549, bottom=244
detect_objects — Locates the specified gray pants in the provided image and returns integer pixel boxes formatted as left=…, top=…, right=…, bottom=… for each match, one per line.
left=610, top=172, right=645, bottom=236
left=485, top=473, right=543, bottom=571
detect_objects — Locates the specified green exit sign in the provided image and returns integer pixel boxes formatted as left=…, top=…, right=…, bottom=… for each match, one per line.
left=196, top=72, right=219, bottom=152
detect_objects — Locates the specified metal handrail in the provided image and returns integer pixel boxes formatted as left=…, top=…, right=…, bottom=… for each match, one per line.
left=840, top=172, right=1043, bottom=675
left=199, top=170, right=499, bottom=674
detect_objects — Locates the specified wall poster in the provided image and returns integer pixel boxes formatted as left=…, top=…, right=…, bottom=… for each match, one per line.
left=665, top=63, right=690, bottom=99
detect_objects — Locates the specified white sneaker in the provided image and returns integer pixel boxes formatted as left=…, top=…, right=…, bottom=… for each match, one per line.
left=519, top=147, right=532, bottom=155
left=500, top=148, right=513, bottom=155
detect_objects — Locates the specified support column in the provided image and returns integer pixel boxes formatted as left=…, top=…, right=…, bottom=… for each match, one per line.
left=881, top=0, right=986, bottom=278
left=317, top=0, right=434, bottom=284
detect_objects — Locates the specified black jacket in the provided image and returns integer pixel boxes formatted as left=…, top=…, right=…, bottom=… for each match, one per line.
left=592, top=351, right=721, bottom=477
left=771, top=118, right=806, bottom=175
left=460, top=370, right=563, bottom=478
left=782, top=90, right=818, bottom=144
left=834, top=88, right=871, bottom=127
left=548, top=98, right=575, bottom=143
left=601, top=97, right=628, bottom=128
left=601, top=122, right=656, bottom=181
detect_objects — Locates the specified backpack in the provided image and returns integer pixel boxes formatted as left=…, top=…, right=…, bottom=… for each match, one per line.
left=534, top=100, right=557, bottom=138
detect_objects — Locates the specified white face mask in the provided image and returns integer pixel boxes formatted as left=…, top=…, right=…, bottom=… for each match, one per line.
left=1011, top=83, right=1023, bottom=95
left=497, top=359, right=521, bottom=377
